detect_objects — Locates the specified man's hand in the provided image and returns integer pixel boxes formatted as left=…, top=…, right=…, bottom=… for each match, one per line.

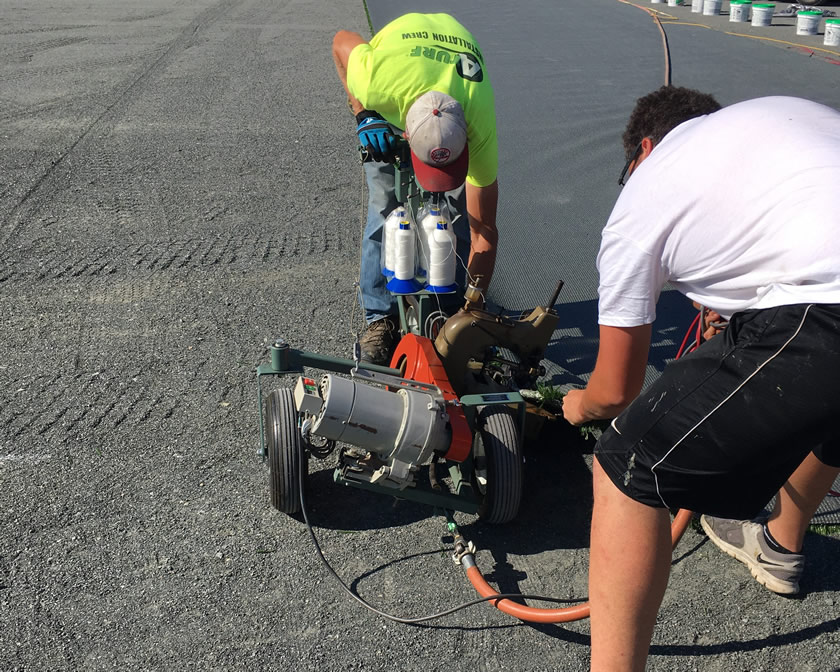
left=691, top=302, right=728, bottom=341
left=356, top=114, right=396, bottom=163
left=562, top=388, right=589, bottom=426
left=702, top=309, right=727, bottom=341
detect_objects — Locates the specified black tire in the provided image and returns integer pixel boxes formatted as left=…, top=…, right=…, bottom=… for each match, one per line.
left=472, top=405, right=523, bottom=524
left=797, top=0, right=824, bottom=5
left=264, top=388, right=306, bottom=514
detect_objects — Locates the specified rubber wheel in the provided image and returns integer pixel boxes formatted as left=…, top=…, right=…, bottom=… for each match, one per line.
left=472, top=405, right=523, bottom=524
left=264, top=388, right=306, bottom=514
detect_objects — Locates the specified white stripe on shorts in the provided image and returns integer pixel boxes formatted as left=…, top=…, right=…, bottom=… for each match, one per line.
left=650, top=304, right=814, bottom=509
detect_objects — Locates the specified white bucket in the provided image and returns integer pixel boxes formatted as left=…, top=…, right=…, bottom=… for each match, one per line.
left=692, top=0, right=704, bottom=13
left=704, top=0, right=722, bottom=15
left=796, top=11, right=820, bottom=36
left=751, top=3, right=774, bottom=26
left=667, top=0, right=681, bottom=6
left=651, top=0, right=665, bottom=4
left=826, top=19, right=840, bottom=47
left=729, top=2, right=751, bottom=22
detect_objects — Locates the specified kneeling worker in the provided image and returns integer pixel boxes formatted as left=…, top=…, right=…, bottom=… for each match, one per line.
left=562, top=86, right=840, bottom=672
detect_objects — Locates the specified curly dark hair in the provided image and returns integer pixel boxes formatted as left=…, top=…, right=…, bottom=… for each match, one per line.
left=622, top=86, right=722, bottom=159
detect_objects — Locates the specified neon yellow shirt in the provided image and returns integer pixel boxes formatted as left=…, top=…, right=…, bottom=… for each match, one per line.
left=347, top=13, right=498, bottom=188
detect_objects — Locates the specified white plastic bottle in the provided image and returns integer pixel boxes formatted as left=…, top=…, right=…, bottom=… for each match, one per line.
left=385, top=214, right=422, bottom=294
left=426, top=220, right=458, bottom=293
left=380, top=206, right=406, bottom=278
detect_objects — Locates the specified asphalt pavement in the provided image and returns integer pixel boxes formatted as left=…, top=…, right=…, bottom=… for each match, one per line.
left=1, top=1, right=839, bottom=670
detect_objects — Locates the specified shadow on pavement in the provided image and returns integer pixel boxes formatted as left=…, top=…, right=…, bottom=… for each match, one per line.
left=650, top=615, right=840, bottom=657
left=544, top=289, right=698, bottom=389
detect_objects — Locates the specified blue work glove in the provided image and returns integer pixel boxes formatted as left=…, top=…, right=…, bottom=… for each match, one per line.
left=356, top=111, right=396, bottom=163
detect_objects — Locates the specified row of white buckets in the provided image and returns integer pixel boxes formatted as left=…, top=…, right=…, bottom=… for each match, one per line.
left=650, top=0, right=840, bottom=47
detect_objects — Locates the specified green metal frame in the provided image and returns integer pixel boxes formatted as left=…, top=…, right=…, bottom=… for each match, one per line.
left=393, top=141, right=419, bottom=210
left=395, top=291, right=454, bottom=338
left=333, top=463, right=481, bottom=513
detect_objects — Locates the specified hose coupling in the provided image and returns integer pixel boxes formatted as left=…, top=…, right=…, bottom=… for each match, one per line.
left=452, top=534, right=476, bottom=565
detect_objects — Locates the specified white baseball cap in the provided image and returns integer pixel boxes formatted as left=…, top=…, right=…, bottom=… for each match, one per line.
left=405, top=91, right=469, bottom=193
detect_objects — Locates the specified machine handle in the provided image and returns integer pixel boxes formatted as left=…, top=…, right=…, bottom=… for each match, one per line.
left=546, top=280, right=564, bottom=311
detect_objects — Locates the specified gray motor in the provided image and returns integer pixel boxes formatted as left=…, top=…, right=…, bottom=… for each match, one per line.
left=295, top=371, right=451, bottom=489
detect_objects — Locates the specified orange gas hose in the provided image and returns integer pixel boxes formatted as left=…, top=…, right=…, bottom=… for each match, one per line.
left=462, top=508, right=693, bottom=623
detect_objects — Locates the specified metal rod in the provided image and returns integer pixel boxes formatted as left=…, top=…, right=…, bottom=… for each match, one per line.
left=289, top=348, right=402, bottom=376
left=546, top=279, right=565, bottom=310
left=263, top=342, right=401, bottom=376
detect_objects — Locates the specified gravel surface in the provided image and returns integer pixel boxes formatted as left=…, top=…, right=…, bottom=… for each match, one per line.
left=1, top=1, right=839, bottom=670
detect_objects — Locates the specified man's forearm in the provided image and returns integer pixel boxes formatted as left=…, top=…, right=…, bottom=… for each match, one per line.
left=465, top=180, right=499, bottom=292
left=585, top=323, right=652, bottom=419
left=575, top=380, right=635, bottom=422
left=332, top=31, right=366, bottom=115
left=467, top=230, right=497, bottom=292
left=563, top=324, right=652, bottom=426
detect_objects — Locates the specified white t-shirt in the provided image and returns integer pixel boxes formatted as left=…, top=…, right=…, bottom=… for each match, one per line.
left=597, top=96, right=840, bottom=327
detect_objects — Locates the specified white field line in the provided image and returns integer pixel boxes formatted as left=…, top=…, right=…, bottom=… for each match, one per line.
left=0, top=454, right=52, bottom=464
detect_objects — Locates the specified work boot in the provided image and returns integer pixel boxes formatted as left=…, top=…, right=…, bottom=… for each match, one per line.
left=700, top=515, right=805, bottom=595
left=358, top=316, right=400, bottom=365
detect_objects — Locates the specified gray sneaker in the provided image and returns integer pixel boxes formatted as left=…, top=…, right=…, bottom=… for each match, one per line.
left=358, top=316, right=400, bottom=365
left=700, top=515, right=804, bottom=595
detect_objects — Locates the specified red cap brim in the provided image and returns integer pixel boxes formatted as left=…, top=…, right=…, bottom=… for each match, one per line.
left=410, top=145, right=469, bottom=193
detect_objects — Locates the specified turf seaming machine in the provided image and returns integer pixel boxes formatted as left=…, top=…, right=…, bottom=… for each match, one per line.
left=256, top=281, right=563, bottom=524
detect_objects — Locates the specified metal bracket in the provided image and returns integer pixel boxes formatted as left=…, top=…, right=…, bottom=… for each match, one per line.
left=349, top=366, right=444, bottom=400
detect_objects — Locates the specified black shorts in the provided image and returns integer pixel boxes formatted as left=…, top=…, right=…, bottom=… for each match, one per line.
left=595, top=303, right=840, bottom=519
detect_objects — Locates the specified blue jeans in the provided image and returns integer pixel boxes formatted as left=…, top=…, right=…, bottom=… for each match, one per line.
left=361, top=160, right=471, bottom=323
